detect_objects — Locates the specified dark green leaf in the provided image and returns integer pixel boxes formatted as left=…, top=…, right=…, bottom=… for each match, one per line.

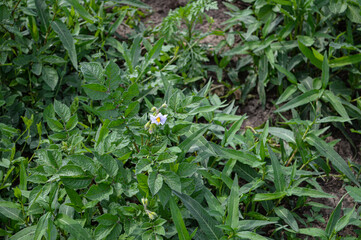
left=51, top=20, right=78, bottom=70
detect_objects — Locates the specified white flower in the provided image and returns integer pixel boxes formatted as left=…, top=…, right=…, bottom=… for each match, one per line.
left=150, top=113, right=167, bottom=125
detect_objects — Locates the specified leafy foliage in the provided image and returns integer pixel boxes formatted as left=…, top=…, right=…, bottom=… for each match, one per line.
left=1, top=0, right=361, bottom=239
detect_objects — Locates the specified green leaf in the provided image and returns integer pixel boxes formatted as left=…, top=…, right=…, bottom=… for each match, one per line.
left=96, top=154, right=119, bottom=178
left=275, top=89, right=320, bottom=113
left=47, top=118, right=63, bottom=132
left=178, top=125, right=209, bottom=155
left=60, top=176, right=92, bottom=189
left=345, top=186, right=361, bottom=202
left=42, top=66, right=59, bottom=90
left=0, top=202, right=24, bottom=223
left=162, top=171, right=181, bottom=192
left=253, top=192, right=286, bottom=201
left=325, top=195, right=344, bottom=236
left=174, top=191, right=223, bottom=239
left=66, top=114, right=78, bottom=131
left=274, top=64, right=297, bottom=84
left=268, top=127, right=295, bottom=144
left=169, top=197, right=191, bottom=240
left=116, top=0, right=151, bottom=9
left=235, top=231, right=267, bottom=240
left=34, top=213, right=51, bottom=240
left=55, top=214, right=91, bottom=240
left=54, top=100, right=71, bottom=122
left=226, top=175, right=240, bottom=229
left=81, top=62, right=104, bottom=83
left=58, top=165, right=86, bottom=177
left=306, top=134, right=359, bottom=187
left=288, top=187, right=334, bottom=198
left=148, top=171, right=163, bottom=196
left=189, top=105, right=223, bottom=115
left=68, top=155, right=95, bottom=174
left=335, top=206, right=355, bottom=233
left=323, top=90, right=350, bottom=122
left=275, top=206, right=298, bottom=232
left=298, top=228, right=327, bottom=238
left=82, top=84, right=108, bottom=100
left=268, top=145, right=285, bottom=192
left=346, top=3, right=361, bottom=23
left=124, top=101, right=139, bottom=118
left=65, top=0, right=95, bottom=23
left=35, top=0, right=50, bottom=32
left=9, top=225, right=37, bottom=240
left=321, top=52, right=329, bottom=88
left=298, top=40, right=322, bottom=69
left=51, top=20, right=78, bottom=70
left=276, top=85, right=298, bottom=105
left=85, top=183, right=113, bottom=202
left=222, top=116, right=246, bottom=146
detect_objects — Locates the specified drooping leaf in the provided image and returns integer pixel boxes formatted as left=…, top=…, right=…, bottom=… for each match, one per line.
left=275, top=206, right=299, bottom=232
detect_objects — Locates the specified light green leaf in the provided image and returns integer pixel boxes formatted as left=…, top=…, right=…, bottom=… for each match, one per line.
left=42, top=66, right=58, bottom=90
left=268, top=127, right=295, bottom=144
left=275, top=89, right=320, bottom=113
left=51, top=20, right=78, bottom=70
left=345, top=186, right=361, bottom=202
left=288, top=187, right=334, bottom=198
left=116, top=0, right=151, bottom=8
left=323, top=90, right=350, bottom=122
left=298, top=228, right=327, bottom=238
left=275, top=206, right=299, bottom=232
left=276, top=85, right=297, bottom=105
left=9, top=225, right=37, bottom=240
left=174, top=191, right=223, bottom=239
left=65, top=0, right=95, bottom=23
left=54, top=100, right=71, bottom=122
left=306, top=134, right=359, bottom=187
left=148, top=172, right=163, bottom=196
left=235, top=231, right=267, bottom=240
left=253, top=192, right=286, bottom=201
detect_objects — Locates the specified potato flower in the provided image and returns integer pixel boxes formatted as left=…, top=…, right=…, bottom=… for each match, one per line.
left=150, top=113, right=167, bottom=125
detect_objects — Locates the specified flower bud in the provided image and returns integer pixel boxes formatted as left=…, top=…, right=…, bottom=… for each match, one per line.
left=151, top=107, right=157, bottom=112
left=144, top=121, right=150, bottom=130
left=161, top=102, right=167, bottom=108
left=141, top=198, right=148, bottom=206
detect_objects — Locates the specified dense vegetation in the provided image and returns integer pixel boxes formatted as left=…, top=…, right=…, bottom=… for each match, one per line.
left=1, top=0, right=361, bottom=239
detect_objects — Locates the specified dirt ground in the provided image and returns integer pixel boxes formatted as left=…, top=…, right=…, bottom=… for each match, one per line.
left=121, top=0, right=361, bottom=237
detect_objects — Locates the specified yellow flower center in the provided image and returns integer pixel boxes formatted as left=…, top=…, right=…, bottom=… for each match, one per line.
left=156, top=117, right=161, bottom=123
